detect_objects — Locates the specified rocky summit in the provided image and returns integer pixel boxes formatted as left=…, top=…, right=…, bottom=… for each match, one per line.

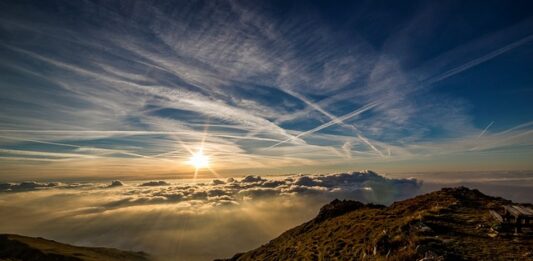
left=220, top=187, right=533, bottom=261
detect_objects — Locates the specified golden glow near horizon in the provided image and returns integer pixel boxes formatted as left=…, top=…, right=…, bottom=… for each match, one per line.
left=189, top=150, right=209, bottom=169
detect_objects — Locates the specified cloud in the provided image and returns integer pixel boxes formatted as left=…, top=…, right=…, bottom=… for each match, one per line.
left=0, top=170, right=409, bottom=260
left=0, top=181, right=60, bottom=192
left=238, top=187, right=281, bottom=199
left=240, top=175, right=264, bottom=183
left=0, top=181, right=90, bottom=192
left=89, top=171, right=421, bottom=212
left=139, top=181, right=171, bottom=186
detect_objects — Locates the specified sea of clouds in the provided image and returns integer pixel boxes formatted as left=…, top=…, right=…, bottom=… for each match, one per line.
left=1, top=170, right=531, bottom=260
left=0, top=170, right=420, bottom=260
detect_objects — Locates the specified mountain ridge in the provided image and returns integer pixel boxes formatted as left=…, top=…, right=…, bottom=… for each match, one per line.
left=219, top=187, right=533, bottom=260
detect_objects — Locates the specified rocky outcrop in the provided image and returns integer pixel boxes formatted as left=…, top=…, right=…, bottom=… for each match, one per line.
left=314, top=199, right=383, bottom=223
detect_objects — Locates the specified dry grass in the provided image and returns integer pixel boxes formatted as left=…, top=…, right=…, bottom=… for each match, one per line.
left=221, top=187, right=533, bottom=261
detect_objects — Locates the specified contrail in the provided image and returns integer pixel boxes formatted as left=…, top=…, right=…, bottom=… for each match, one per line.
left=0, top=130, right=281, bottom=142
left=0, top=156, right=67, bottom=162
left=266, top=102, right=378, bottom=149
left=470, top=128, right=533, bottom=152
left=470, top=120, right=530, bottom=151
left=4, top=44, right=298, bottom=145
left=263, top=35, right=533, bottom=154
left=278, top=90, right=385, bottom=157
left=493, top=120, right=533, bottom=136
left=0, top=135, right=170, bottom=161
left=274, top=34, right=533, bottom=127
left=428, top=34, right=533, bottom=84
left=283, top=90, right=341, bottom=124
left=478, top=121, right=495, bottom=138
left=239, top=88, right=317, bottom=144
left=0, top=148, right=106, bottom=160
left=356, top=134, right=384, bottom=158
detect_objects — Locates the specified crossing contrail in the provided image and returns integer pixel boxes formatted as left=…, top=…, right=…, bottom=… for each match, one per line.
left=266, top=102, right=378, bottom=149
left=478, top=121, right=495, bottom=138
left=284, top=89, right=385, bottom=157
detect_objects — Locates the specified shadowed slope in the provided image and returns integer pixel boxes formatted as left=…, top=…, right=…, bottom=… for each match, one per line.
left=0, top=234, right=149, bottom=261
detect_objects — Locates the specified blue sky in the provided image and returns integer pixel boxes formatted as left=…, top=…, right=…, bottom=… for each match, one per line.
left=0, top=0, right=532, bottom=180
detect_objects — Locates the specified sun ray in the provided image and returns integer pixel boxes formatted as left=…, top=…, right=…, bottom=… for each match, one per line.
left=187, top=120, right=215, bottom=180
left=207, top=166, right=221, bottom=178
left=193, top=167, right=199, bottom=181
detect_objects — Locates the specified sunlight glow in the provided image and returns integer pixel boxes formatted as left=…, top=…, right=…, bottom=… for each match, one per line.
left=189, top=150, right=209, bottom=169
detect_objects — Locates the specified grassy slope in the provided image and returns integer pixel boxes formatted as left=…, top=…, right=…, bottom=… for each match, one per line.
left=221, top=187, right=533, bottom=261
left=0, top=234, right=149, bottom=261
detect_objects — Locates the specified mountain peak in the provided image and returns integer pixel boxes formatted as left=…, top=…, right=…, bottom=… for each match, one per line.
left=220, top=187, right=533, bottom=260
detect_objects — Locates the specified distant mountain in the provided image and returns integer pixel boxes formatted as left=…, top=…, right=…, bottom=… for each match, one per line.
left=0, top=234, right=149, bottom=261
left=219, top=187, right=533, bottom=260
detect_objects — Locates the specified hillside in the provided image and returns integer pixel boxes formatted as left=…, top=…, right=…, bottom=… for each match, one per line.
left=0, top=234, right=149, bottom=261
left=220, top=187, right=533, bottom=260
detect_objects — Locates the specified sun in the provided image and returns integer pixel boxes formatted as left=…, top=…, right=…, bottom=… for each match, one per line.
left=189, top=150, right=209, bottom=169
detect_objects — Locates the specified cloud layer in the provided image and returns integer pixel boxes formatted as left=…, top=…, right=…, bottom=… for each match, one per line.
left=0, top=171, right=421, bottom=260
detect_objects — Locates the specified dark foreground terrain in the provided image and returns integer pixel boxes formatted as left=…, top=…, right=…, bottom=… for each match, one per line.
left=0, top=234, right=149, bottom=261
left=220, top=187, right=533, bottom=260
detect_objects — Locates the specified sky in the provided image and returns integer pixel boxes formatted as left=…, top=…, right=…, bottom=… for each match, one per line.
left=1, top=0, right=533, bottom=181
left=1, top=2, right=532, bottom=259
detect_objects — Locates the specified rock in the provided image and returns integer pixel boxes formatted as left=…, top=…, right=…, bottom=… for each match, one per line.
left=314, top=199, right=366, bottom=223
left=108, top=180, right=124, bottom=187
left=139, top=181, right=170, bottom=186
